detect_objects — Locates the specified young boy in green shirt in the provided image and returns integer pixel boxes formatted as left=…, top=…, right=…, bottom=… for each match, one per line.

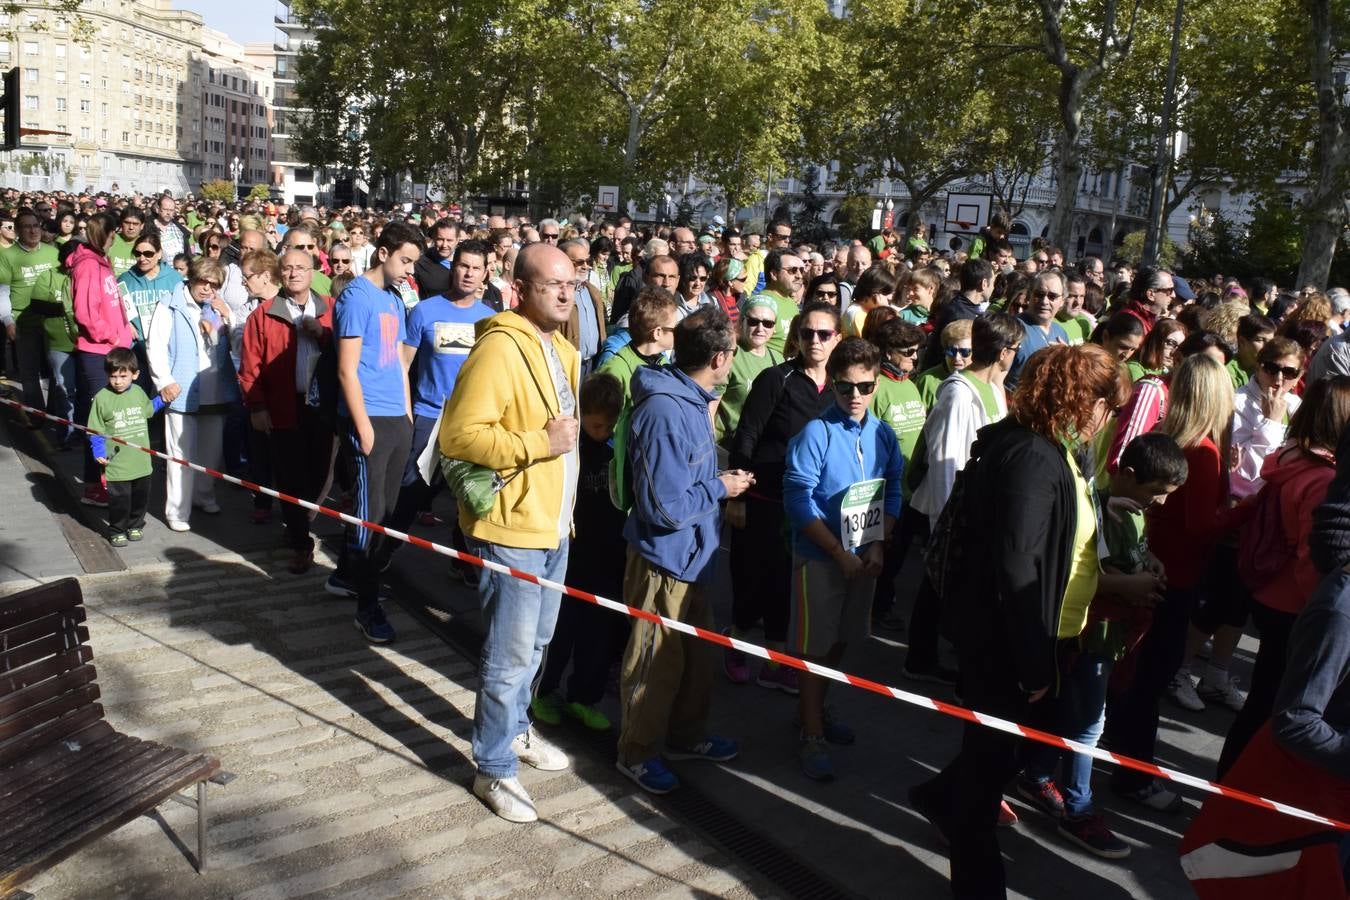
left=88, top=347, right=165, bottom=547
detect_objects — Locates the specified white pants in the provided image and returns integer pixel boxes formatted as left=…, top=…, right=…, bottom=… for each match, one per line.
left=164, top=410, right=223, bottom=525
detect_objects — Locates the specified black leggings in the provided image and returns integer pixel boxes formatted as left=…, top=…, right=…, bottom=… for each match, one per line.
left=338, top=415, right=412, bottom=610
left=730, top=494, right=791, bottom=643
left=1218, top=602, right=1297, bottom=779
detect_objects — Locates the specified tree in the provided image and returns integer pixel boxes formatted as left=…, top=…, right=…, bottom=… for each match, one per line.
left=0, top=0, right=88, bottom=43
left=199, top=179, right=235, bottom=203
left=1118, top=229, right=1178, bottom=269
left=1295, top=0, right=1349, bottom=289
left=833, top=195, right=876, bottom=241
left=247, top=184, right=271, bottom=202
left=1033, top=0, right=1145, bottom=251
left=793, top=163, right=830, bottom=245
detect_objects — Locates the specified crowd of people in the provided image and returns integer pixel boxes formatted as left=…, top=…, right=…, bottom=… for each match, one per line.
left=2, top=188, right=1349, bottom=898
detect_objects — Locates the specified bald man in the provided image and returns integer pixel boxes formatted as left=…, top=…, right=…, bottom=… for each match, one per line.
left=440, top=240, right=580, bottom=824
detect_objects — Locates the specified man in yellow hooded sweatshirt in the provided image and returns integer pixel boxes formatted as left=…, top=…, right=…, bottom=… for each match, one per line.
left=440, top=241, right=581, bottom=825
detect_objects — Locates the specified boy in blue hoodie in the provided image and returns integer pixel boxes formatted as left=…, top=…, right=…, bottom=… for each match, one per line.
left=616, top=307, right=755, bottom=795
left=783, top=337, right=904, bottom=780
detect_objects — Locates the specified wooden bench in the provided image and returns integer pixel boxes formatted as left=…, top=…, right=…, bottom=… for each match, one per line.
left=0, top=577, right=222, bottom=898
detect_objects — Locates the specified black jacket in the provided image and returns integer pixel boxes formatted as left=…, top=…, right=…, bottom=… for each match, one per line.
left=923, top=292, right=986, bottom=369
left=610, top=262, right=646, bottom=325
left=729, top=359, right=834, bottom=499
left=949, top=417, right=1078, bottom=695
left=414, top=252, right=453, bottom=299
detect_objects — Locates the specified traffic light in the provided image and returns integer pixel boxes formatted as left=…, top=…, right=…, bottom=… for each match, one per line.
left=2, top=67, right=19, bottom=151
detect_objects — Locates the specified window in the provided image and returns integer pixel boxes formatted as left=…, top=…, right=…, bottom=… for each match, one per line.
left=55, top=98, right=66, bottom=112
left=121, top=80, right=130, bottom=94
left=122, top=131, right=130, bottom=143
left=101, top=103, right=107, bottom=117
left=55, top=44, right=66, bottom=60
left=79, top=126, right=90, bottom=139
left=22, top=42, right=37, bottom=56
left=79, top=73, right=90, bottom=87
left=23, top=95, right=37, bottom=110
left=79, top=99, right=90, bottom=113
left=101, top=129, right=107, bottom=142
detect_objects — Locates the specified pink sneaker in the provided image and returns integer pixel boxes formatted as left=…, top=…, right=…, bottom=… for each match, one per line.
left=756, top=663, right=800, bottom=695
left=724, top=647, right=751, bottom=684
left=80, top=484, right=109, bottom=508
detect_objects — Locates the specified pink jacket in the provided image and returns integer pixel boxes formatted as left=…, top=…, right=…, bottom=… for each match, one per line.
left=1252, top=445, right=1336, bottom=614
left=70, top=243, right=132, bottom=354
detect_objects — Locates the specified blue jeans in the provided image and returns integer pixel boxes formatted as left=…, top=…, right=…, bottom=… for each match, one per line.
left=466, top=536, right=569, bottom=778
left=46, top=347, right=76, bottom=443
left=1022, top=650, right=1113, bottom=818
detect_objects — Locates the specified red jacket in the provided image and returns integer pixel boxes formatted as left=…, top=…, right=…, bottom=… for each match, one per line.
left=70, top=243, right=133, bottom=354
left=1147, top=438, right=1225, bottom=590
left=236, top=293, right=333, bottom=430
left=1120, top=299, right=1158, bottom=336
left=1251, top=446, right=1336, bottom=614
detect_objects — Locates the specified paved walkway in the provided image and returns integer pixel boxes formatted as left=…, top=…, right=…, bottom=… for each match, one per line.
left=0, top=394, right=1242, bottom=898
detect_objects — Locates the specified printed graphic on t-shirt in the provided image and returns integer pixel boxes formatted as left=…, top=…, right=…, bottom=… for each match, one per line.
left=433, top=321, right=475, bottom=354
left=378, top=312, right=401, bottom=366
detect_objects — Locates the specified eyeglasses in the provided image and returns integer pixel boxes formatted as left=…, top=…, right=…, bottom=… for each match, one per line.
left=207, top=243, right=223, bottom=251
left=833, top=380, right=877, bottom=396
left=771, top=232, right=791, bottom=240
left=945, top=346, right=973, bottom=358
left=687, top=275, right=706, bottom=283
left=290, top=243, right=316, bottom=250
left=799, top=327, right=836, bottom=343
left=814, top=289, right=839, bottom=299
left=782, top=266, right=805, bottom=275
left=1163, top=337, right=1183, bottom=350
left=745, top=316, right=776, bottom=329
left=895, top=346, right=920, bottom=357
left=1261, top=361, right=1300, bottom=380
left=282, top=265, right=312, bottom=274
left=192, top=279, right=223, bottom=290
left=541, top=232, right=560, bottom=240
left=1032, top=290, right=1061, bottom=300
left=1151, top=285, right=1176, bottom=294
left=569, top=259, right=590, bottom=269
left=132, top=249, right=157, bottom=258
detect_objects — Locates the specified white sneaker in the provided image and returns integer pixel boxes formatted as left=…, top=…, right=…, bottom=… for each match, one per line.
left=472, top=774, right=537, bottom=823
left=1167, top=670, right=1205, bottom=712
left=193, top=499, right=221, bottom=514
left=1198, top=673, right=1247, bottom=711
left=167, top=520, right=191, bottom=533
left=511, top=726, right=569, bottom=771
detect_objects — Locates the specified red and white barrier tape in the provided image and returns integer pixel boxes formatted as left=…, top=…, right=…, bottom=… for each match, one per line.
left=4, top=393, right=1347, bottom=831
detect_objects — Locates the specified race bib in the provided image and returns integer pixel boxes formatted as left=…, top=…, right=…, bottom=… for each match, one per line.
left=840, top=478, right=884, bottom=551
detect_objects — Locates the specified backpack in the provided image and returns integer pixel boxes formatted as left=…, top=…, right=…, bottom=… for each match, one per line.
left=924, top=449, right=978, bottom=608
left=609, top=400, right=637, bottom=513
left=1237, top=478, right=1299, bottom=592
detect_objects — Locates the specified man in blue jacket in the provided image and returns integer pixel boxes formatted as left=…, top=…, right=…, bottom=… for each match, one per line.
left=783, top=336, right=903, bottom=780
left=616, top=307, right=755, bottom=795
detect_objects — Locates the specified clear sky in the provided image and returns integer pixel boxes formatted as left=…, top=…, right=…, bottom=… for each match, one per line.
left=174, top=0, right=277, bottom=46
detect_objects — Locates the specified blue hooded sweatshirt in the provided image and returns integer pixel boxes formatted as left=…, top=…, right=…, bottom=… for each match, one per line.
left=622, top=364, right=727, bottom=583
left=783, top=403, right=904, bottom=562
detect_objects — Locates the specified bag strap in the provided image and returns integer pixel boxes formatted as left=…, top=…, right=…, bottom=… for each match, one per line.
left=476, top=327, right=570, bottom=485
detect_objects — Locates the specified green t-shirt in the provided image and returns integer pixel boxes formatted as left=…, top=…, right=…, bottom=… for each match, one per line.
left=717, top=345, right=783, bottom=444
left=870, top=373, right=926, bottom=499
left=1058, top=449, right=1100, bottom=639
left=596, top=343, right=667, bottom=408
left=1097, top=487, right=1147, bottom=575
left=899, top=304, right=929, bottom=326
left=1125, top=360, right=1161, bottom=382
left=912, top=363, right=949, bottom=410
left=0, top=242, right=59, bottom=327
left=108, top=234, right=137, bottom=277
left=312, top=270, right=333, bottom=296
left=30, top=267, right=75, bottom=353
left=957, top=369, right=1000, bottom=420
left=89, top=385, right=159, bottom=481
left=1227, top=358, right=1252, bottom=390
left=1057, top=315, right=1088, bottom=346
left=753, top=289, right=799, bottom=356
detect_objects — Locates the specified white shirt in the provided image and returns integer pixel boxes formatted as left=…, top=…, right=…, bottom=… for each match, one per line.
left=911, top=373, right=1007, bottom=519
left=286, top=293, right=320, bottom=394
left=541, top=333, right=578, bottom=541
left=1231, top=379, right=1302, bottom=499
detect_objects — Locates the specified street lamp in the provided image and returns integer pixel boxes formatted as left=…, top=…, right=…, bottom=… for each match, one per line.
left=229, top=155, right=242, bottom=202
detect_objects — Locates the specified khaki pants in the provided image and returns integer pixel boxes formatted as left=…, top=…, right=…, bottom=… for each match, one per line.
left=617, top=548, right=715, bottom=764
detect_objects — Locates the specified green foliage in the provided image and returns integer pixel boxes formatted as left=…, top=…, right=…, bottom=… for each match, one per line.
left=1118, top=230, right=1179, bottom=270
left=793, top=164, right=830, bottom=245
left=1183, top=200, right=1339, bottom=285
left=247, top=184, right=271, bottom=202
left=833, top=195, right=876, bottom=242
left=199, top=179, right=236, bottom=203
left=0, top=0, right=89, bottom=44
left=673, top=198, right=695, bottom=227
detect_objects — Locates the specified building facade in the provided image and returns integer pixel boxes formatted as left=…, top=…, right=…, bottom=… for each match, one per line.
left=272, top=0, right=320, bottom=205
left=193, top=28, right=273, bottom=195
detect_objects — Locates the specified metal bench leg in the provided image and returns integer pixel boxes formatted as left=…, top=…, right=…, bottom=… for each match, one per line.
left=197, top=779, right=207, bottom=873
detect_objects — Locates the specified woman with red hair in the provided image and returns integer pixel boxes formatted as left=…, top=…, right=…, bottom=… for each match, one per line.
left=909, top=344, right=1131, bottom=897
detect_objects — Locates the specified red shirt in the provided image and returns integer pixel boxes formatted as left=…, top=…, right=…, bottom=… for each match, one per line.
left=1147, top=437, right=1224, bottom=590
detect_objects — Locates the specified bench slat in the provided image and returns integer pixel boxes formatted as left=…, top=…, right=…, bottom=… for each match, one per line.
left=0, top=648, right=92, bottom=699
left=0, top=579, right=81, bottom=631
left=0, top=664, right=96, bottom=723
left=0, top=748, right=218, bottom=881
left=0, top=683, right=99, bottom=746
left=0, top=608, right=87, bottom=654
left=0, top=732, right=139, bottom=819
left=0, top=743, right=186, bottom=853
left=0, top=751, right=218, bottom=894
left=0, top=704, right=104, bottom=768
left=0, top=628, right=91, bottom=678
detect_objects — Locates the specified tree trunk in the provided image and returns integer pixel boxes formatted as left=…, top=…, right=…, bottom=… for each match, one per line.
left=618, top=103, right=642, bottom=217
left=1048, top=72, right=1085, bottom=251
left=1295, top=0, right=1347, bottom=290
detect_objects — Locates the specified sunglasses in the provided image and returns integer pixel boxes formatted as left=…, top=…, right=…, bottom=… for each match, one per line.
left=331, top=257, right=352, bottom=265
left=815, top=289, right=839, bottom=299
left=207, top=243, right=223, bottom=251
left=132, top=249, right=157, bottom=258
left=1261, top=361, right=1300, bottom=380
left=541, top=232, right=560, bottom=240
left=782, top=266, right=806, bottom=275
left=833, top=380, right=877, bottom=396
left=193, top=279, right=223, bottom=290
left=799, top=327, right=836, bottom=343
left=1152, top=285, right=1176, bottom=294
left=945, top=346, right=973, bottom=358
left=895, top=346, right=920, bottom=357
left=771, top=232, right=791, bottom=240
left=291, top=243, right=316, bottom=250
left=745, top=316, right=776, bottom=329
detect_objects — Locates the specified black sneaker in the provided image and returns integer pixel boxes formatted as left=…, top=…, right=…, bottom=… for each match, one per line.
left=1016, top=777, right=1066, bottom=818
left=354, top=605, right=396, bottom=643
left=1058, top=813, right=1131, bottom=859
left=908, top=783, right=952, bottom=846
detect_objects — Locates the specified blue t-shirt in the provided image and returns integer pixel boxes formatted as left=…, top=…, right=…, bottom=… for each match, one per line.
left=405, top=296, right=494, bottom=418
left=334, top=276, right=408, bottom=418
left=1007, top=316, right=1070, bottom=389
